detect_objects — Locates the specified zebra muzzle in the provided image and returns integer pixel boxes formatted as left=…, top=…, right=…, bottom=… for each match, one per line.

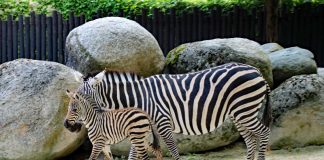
left=64, top=119, right=82, bottom=132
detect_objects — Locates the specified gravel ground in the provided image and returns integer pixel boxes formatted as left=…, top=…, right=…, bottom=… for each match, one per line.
left=63, top=142, right=324, bottom=160
left=162, top=143, right=324, bottom=160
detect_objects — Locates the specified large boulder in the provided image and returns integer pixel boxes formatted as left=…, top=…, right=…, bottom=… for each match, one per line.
left=269, top=47, right=317, bottom=86
left=261, top=43, right=283, bottom=54
left=0, top=59, right=87, bottom=160
left=110, top=119, right=239, bottom=156
left=269, top=74, right=324, bottom=149
left=166, top=38, right=273, bottom=87
left=65, top=17, right=165, bottom=77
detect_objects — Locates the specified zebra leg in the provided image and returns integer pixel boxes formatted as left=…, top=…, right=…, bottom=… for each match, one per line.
left=129, top=138, right=149, bottom=160
left=239, top=117, right=270, bottom=160
left=102, top=144, right=113, bottom=160
left=231, top=117, right=257, bottom=160
left=256, top=124, right=270, bottom=160
left=157, top=122, right=181, bottom=160
left=89, top=141, right=105, bottom=160
left=127, top=146, right=137, bottom=160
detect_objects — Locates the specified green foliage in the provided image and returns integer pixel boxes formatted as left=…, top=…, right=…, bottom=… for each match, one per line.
left=0, top=0, right=30, bottom=19
left=1, top=0, right=324, bottom=20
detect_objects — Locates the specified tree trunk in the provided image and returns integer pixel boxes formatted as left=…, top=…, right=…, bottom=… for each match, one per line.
left=265, top=0, right=279, bottom=42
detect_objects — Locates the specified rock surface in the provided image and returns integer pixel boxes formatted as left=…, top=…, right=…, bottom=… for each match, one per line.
left=110, top=119, right=239, bottom=156
left=166, top=38, right=273, bottom=87
left=269, top=74, right=324, bottom=149
left=0, top=59, right=87, bottom=160
left=65, top=17, right=165, bottom=77
left=261, top=43, right=284, bottom=54
left=269, top=47, right=317, bottom=86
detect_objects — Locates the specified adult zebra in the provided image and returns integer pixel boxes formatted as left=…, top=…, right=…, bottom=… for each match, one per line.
left=74, top=63, right=272, bottom=160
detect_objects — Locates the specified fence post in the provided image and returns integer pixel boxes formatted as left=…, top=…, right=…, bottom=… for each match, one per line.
left=53, top=11, right=58, bottom=62
left=0, top=20, right=2, bottom=63
left=13, top=20, right=18, bottom=60
left=30, top=12, right=36, bottom=59
left=36, top=14, right=41, bottom=60
left=41, top=14, right=46, bottom=60
left=58, top=12, right=63, bottom=63
left=1, top=20, right=7, bottom=63
left=7, top=15, right=13, bottom=62
left=18, top=15, right=24, bottom=59
left=47, top=17, right=53, bottom=61
left=24, top=17, right=30, bottom=59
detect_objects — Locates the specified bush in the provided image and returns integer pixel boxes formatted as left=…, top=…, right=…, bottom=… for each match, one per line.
left=1, top=0, right=324, bottom=20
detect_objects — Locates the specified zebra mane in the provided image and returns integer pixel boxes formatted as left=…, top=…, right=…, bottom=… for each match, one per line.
left=75, top=90, right=103, bottom=112
left=104, top=70, right=143, bottom=82
left=83, top=69, right=143, bottom=83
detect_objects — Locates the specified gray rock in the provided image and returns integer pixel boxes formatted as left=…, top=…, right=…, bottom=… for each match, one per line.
left=0, top=59, right=87, bottom=160
left=261, top=43, right=284, bottom=54
left=269, top=47, right=317, bottom=86
left=110, top=119, right=239, bottom=156
left=269, top=74, right=324, bottom=149
left=318, top=68, right=324, bottom=78
left=166, top=38, right=273, bottom=87
left=65, top=17, right=165, bottom=77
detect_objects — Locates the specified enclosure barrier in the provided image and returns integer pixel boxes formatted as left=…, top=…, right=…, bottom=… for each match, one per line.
left=0, top=4, right=323, bottom=66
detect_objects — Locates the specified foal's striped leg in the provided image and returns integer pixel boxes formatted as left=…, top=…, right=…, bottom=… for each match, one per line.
left=89, top=140, right=106, bottom=160
left=102, top=145, right=113, bottom=160
left=129, top=137, right=149, bottom=160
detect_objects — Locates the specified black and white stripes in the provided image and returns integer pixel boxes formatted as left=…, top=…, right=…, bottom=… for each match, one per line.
left=79, top=63, right=271, bottom=160
left=64, top=90, right=162, bottom=160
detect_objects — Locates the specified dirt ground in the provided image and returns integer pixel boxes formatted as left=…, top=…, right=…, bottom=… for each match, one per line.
left=65, top=142, right=324, bottom=160
left=161, top=143, right=324, bottom=160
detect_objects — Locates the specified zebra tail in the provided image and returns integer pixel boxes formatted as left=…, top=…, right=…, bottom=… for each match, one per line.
left=262, top=84, right=272, bottom=128
left=151, top=123, right=160, bottom=150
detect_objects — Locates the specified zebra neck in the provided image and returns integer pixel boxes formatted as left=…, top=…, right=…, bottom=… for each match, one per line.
left=82, top=108, right=98, bottom=128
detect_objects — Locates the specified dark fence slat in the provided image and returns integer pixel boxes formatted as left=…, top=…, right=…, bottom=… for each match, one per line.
left=7, top=15, right=13, bottom=61
left=41, top=14, right=46, bottom=60
left=193, top=8, right=199, bottom=41
left=58, top=13, right=63, bottom=63
left=63, top=19, right=68, bottom=63
left=69, top=12, right=75, bottom=31
left=30, top=12, right=36, bottom=59
left=24, top=17, right=30, bottom=59
left=53, top=11, right=58, bottom=62
left=47, top=17, right=53, bottom=61
left=163, top=10, right=170, bottom=53
left=169, top=9, right=176, bottom=51
left=0, top=20, right=2, bottom=63
left=36, top=14, right=41, bottom=60
left=13, top=21, right=18, bottom=60
left=158, top=11, right=165, bottom=53
left=80, top=14, right=86, bottom=25
left=18, top=15, right=24, bottom=59
left=1, top=21, right=7, bottom=63
left=152, top=9, right=159, bottom=42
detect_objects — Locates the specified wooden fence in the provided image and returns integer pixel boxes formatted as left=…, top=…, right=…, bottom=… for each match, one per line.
left=0, top=4, right=324, bottom=66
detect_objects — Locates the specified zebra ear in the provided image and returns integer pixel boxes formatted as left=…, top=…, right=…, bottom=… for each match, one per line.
left=88, top=70, right=105, bottom=88
left=73, top=71, right=84, bottom=83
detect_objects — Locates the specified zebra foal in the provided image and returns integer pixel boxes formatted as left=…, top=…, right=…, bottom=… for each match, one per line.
left=64, top=90, right=163, bottom=160
left=74, top=63, right=272, bottom=160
